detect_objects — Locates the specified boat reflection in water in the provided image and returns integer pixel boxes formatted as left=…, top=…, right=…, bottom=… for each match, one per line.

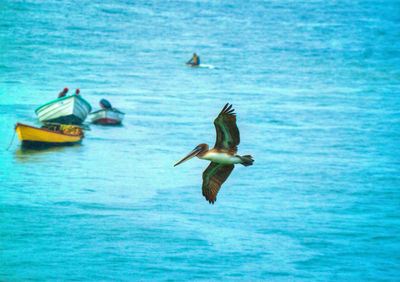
left=13, top=143, right=83, bottom=164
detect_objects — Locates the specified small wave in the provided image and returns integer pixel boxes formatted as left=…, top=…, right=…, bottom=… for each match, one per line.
left=199, top=64, right=215, bottom=69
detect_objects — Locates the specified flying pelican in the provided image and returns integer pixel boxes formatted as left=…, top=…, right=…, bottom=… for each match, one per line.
left=174, top=103, right=254, bottom=204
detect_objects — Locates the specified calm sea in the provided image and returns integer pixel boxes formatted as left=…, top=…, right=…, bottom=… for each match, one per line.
left=1, top=0, right=400, bottom=280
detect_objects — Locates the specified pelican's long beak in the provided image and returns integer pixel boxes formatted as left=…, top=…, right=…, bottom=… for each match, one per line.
left=174, top=146, right=202, bottom=167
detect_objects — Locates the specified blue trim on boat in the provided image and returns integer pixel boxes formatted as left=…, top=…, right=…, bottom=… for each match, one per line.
left=35, top=94, right=92, bottom=113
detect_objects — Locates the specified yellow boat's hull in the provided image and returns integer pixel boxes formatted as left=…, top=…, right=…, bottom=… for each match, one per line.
left=15, top=123, right=83, bottom=147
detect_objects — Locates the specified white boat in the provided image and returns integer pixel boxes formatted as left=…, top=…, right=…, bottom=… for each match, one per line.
left=89, top=108, right=125, bottom=125
left=35, top=94, right=92, bottom=124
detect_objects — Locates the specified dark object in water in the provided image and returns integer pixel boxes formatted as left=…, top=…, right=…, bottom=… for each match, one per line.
left=100, top=99, right=112, bottom=110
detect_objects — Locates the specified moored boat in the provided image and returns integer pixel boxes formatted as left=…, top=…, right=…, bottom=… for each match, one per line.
left=15, top=122, right=84, bottom=148
left=35, top=94, right=92, bottom=124
left=89, top=99, right=125, bottom=125
left=89, top=108, right=125, bottom=125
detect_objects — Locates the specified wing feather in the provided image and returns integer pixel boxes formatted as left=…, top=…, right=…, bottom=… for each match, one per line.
left=213, top=103, right=240, bottom=153
left=202, top=162, right=234, bottom=204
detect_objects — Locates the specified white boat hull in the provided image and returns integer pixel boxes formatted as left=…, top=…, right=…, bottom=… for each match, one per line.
left=89, top=108, right=125, bottom=125
left=35, top=95, right=92, bottom=124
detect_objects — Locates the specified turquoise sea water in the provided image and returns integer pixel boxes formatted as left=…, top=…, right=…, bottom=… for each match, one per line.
left=1, top=0, right=400, bottom=280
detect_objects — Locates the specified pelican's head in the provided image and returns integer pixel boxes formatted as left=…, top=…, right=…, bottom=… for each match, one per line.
left=174, top=143, right=209, bottom=167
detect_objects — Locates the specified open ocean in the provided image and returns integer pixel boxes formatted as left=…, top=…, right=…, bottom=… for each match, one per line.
left=1, top=0, right=400, bottom=280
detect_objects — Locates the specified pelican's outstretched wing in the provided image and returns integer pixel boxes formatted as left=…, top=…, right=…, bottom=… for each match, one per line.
left=213, top=103, right=240, bottom=153
left=202, top=162, right=234, bottom=204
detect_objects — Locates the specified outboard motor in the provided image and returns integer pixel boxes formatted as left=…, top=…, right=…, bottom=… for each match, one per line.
left=99, top=99, right=112, bottom=110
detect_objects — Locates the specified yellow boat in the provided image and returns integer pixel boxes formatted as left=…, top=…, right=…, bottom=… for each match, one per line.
left=15, top=122, right=84, bottom=148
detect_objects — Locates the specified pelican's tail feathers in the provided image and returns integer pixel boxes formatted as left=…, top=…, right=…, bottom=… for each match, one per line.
left=239, top=155, right=254, bottom=166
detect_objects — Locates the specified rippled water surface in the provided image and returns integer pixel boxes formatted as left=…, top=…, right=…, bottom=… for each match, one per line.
left=1, top=0, right=400, bottom=280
